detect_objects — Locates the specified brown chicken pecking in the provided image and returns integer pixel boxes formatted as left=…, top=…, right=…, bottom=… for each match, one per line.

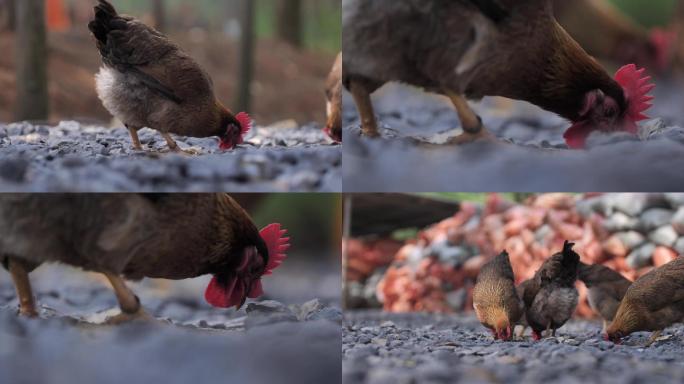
left=343, top=0, right=656, bottom=148
left=577, top=261, right=632, bottom=332
left=523, top=241, right=580, bottom=340
left=0, top=194, right=289, bottom=322
left=606, top=256, right=684, bottom=346
left=473, top=250, right=523, bottom=341
left=324, top=53, right=343, bottom=142
left=88, top=0, right=252, bottom=153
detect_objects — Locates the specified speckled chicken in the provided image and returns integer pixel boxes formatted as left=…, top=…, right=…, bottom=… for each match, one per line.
left=324, top=53, right=342, bottom=142
left=88, top=0, right=251, bottom=153
left=578, top=261, right=632, bottom=332
left=473, top=250, right=523, bottom=340
left=523, top=241, right=580, bottom=340
left=606, top=256, right=684, bottom=346
left=0, top=194, right=288, bottom=322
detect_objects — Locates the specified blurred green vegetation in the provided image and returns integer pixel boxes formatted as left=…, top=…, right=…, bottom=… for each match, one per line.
left=256, top=0, right=341, bottom=53
left=610, top=0, right=677, bottom=27
left=100, top=0, right=340, bottom=53
left=252, top=194, right=341, bottom=258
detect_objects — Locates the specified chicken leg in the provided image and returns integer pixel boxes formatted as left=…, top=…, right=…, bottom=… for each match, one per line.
left=103, top=272, right=150, bottom=324
left=349, top=80, right=380, bottom=138
left=446, top=92, right=494, bottom=144
left=126, top=124, right=144, bottom=151
left=8, top=258, right=38, bottom=317
left=644, top=330, right=663, bottom=347
left=161, top=132, right=198, bottom=155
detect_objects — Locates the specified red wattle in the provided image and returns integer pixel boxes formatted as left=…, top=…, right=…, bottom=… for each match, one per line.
left=205, top=275, right=238, bottom=308
left=563, top=122, right=593, bottom=149
left=248, top=279, right=264, bottom=298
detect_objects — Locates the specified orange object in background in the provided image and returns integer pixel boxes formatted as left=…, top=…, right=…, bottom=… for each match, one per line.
left=47, top=0, right=71, bottom=32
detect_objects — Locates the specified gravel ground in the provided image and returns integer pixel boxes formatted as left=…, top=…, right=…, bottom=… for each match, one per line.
left=0, top=121, right=341, bottom=192
left=0, top=264, right=341, bottom=384
left=343, top=81, right=684, bottom=192
left=343, top=311, right=684, bottom=384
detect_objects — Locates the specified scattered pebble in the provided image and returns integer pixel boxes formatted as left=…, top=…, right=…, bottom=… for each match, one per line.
left=343, top=311, right=684, bottom=384
left=343, top=84, right=684, bottom=191
left=0, top=121, right=341, bottom=192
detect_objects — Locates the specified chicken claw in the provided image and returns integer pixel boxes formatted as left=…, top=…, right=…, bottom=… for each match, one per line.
left=643, top=330, right=663, bottom=347
left=161, top=133, right=200, bottom=156
left=447, top=127, right=497, bottom=145
left=103, top=309, right=154, bottom=325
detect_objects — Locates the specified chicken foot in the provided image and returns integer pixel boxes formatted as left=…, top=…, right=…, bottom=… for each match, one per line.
left=445, top=92, right=495, bottom=144
left=103, top=272, right=151, bottom=324
left=125, top=124, right=144, bottom=151
left=8, top=258, right=38, bottom=317
left=161, top=132, right=199, bottom=156
left=349, top=79, right=380, bottom=138
left=644, top=330, right=663, bottom=347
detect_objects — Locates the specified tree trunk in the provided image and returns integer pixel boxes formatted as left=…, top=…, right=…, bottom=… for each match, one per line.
left=235, top=0, right=255, bottom=113
left=277, top=0, right=303, bottom=48
left=16, top=0, right=48, bottom=121
left=152, top=0, right=166, bottom=32
left=5, top=0, right=16, bottom=31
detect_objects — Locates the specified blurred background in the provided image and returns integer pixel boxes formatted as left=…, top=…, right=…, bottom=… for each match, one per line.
left=343, top=193, right=684, bottom=319
left=0, top=0, right=340, bottom=125
left=610, top=0, right=678, bottom=26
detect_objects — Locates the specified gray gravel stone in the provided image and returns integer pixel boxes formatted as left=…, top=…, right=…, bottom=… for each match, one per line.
left=649, top=226, right=679, bottom=248
left=626, top=243, right=656, bottom=268
left=0, top=276, right=341, bottom=384
left=665, top=194, right=684, bottom=207
left=344, top=84, right=684, bottom=192
left=641, top=209, right=675, bottom=231
left=615, top=231, right=646, bottom=250
left=343, top=311, right=684, bottom=384
left=0, top=122, right=341, bottom=192
left=674, top=237, right=684, bottom=255
left=671, top=207, right=684, bottom=235
left=603, top=212, right=641, bottom=232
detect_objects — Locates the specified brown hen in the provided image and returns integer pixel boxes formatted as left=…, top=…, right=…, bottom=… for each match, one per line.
left=473, top=250, right=523, bottom=341
left=606, top=256, right=684, bottom=346
left=89, top=0, right=251, bottom=153
left=0, top=194, right=289, bottom=322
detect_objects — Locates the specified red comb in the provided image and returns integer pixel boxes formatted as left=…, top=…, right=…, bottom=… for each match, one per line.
left=614, top=64, right=655, bottom=126
left=236, top=112, right=252, bottom=136
left=260, top=223, right=289, bottom=275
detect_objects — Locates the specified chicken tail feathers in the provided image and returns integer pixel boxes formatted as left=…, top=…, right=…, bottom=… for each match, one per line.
left=88, top=0, right=119, bottom=45
left=259, top=223, right=290, bottom=276
left=561, top=240, right=580, bottom=273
